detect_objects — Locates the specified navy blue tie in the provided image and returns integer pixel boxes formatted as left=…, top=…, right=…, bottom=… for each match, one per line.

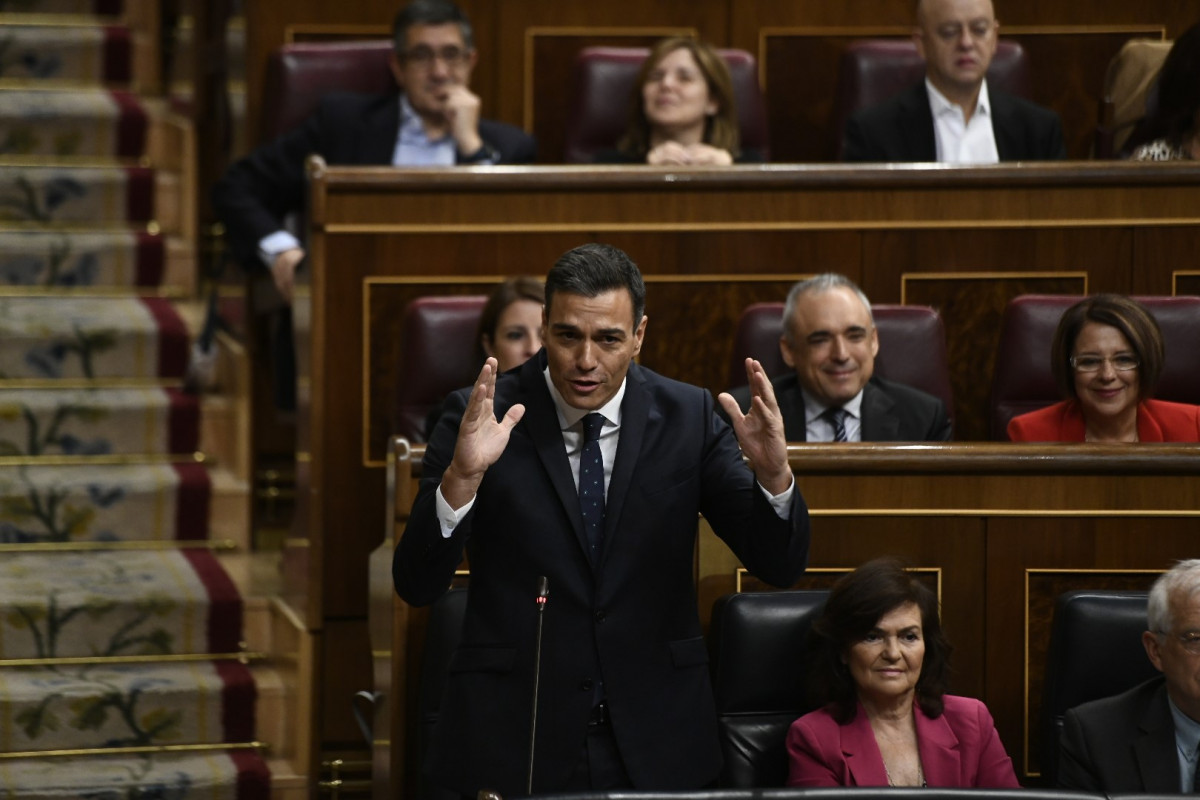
left=579, top=413, right=606, bottom=558
left=825, top=407, right=848, bottom=442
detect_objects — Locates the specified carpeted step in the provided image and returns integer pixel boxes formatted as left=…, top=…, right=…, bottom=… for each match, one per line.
left=0, top=462, right=210, bottom=544
left=0, top=750, right=269, bottom=800
left=0, top=549, right=242, bottom=660
left=0, top=23, right=130, bottom=84
left=0, top=88, right=145, bottom=158
left=0, top=387, right=199, bottom=456
left=0, top=229, right=163, bottom=287
left=0, top=296, right=187, bottom=379
left=0, top=165, right=153, bottom=224
left=0, top=660, right=255, bottom=752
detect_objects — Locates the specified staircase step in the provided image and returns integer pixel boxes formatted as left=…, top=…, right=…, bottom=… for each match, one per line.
left=0, top=386, right=198, bottom=456
left=0, top=660, right=256, bottom=752
left=0, top=23, right=130, bottom=84
left=0, top=88, right=145, bottom=158
left=0, top=462, right=209, bottom=544
left=0, top=750, right=270, bottom=800
left=0, top=296, right=187, bottom=379
left=0, top=549, right=242, bottom=660
left=0, top=165, right=153, bottom=224
left=0, top=229, right=163, bottom=287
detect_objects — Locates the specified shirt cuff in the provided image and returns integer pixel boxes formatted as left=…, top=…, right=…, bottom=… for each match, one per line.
left=760, top=475, right=795, bottom=519
left=434, top=483, right=476, bottom=538
left=257, top=230, right=302, bottom=269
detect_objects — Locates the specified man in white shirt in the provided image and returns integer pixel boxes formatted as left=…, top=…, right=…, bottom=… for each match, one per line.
left=394, top=243, right=810, bottom=797
left=213, top=0, right=536, bottom=302
left=842, top=0, right=1064, bottom=163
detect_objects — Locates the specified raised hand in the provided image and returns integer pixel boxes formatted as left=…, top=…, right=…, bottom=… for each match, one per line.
left=441, top=357, right=525, bottom=509
left=717, top=358, right=791, bottom=495
left=443, top=85, right=484, bottom=158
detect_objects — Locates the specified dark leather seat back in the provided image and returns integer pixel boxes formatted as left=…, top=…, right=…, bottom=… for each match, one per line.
left=830, top=39, right=1029, bottom=159
left=727, top=302, right=954, bottom=420
left=393, top=296, right=488, bottom=442
left=529, top=790, right=1104, bottom=800
left=564, top=46, right=768, bottom=163
left=260, top=39, right=395, bottom=141
left=709, top=590, right=828, bottom=787
left=1038, top=590, right=1158, bottom=785
left=989, top=294, right=1200, bottom=439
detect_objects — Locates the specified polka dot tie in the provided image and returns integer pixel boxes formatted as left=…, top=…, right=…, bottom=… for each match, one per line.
left=579, top=413, right=606, bottom=559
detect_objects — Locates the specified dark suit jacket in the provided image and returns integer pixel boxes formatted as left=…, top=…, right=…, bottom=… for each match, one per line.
left=1058, top=677, right=1181, bottom=792
left=725, top=373, right=952, bottom=442
left=842, top=81, right=1065, bottom=162
left=787, top=696, right=1020, bottom=787
left=213, top=90, right=536, bottom=267
left=393, top=350, right=810, bottom=796
left=1008, top=398, right=1200, bottom=442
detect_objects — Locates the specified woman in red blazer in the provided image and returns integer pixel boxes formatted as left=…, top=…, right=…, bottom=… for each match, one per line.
left=786, top=558, right=1019, bottom=788
left=1008, top=295, right=1200, bottom=442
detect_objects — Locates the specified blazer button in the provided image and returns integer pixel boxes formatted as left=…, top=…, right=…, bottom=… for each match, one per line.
left=580, top=679, right=593, bottom=692
left=594, top=610, right=606, bottom=623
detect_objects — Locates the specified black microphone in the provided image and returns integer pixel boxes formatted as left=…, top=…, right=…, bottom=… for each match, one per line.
left=527, top=576, right=550, bottom=795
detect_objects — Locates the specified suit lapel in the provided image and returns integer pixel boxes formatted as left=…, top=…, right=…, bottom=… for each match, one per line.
left=358, top=93, right=402, bottom=164
left=775, top=376, right=809, bottom=442
left=1134, top=684, right=1183, bottom=792
left=901, top=83, right=938, bottom=162
left=517, top=356, right=590, bottom=558
left=596, top=364, right=651, bottom=571
left=843, top=706, right=890, bottom=786
left=990, top=91, right=1017, bottom=161
left=860, top=380, right=899, bottom=441
left=915, top=704, right=962, bottom=787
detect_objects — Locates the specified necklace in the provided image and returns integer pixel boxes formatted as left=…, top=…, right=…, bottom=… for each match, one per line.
left=883, top=758, right=926, bottom=787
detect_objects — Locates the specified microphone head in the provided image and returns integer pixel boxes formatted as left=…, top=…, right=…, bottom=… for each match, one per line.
left=536, top=575, right=549, bottom=599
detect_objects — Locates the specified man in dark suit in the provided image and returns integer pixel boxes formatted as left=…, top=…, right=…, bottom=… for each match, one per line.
left=212, top=0, right=536, bottom=301
left=726, top=273, right=951, bottom=442
left=842, top=0, right=1064, bottom=163
left=1058, top=559, right=1200, bottom=793
left=393, top=243, right=810, bottom=796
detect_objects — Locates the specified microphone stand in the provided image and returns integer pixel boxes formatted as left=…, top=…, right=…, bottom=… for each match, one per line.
left=527, top=576, right=550, bottom=795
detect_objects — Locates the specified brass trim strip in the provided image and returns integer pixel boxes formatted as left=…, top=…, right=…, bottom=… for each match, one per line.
left=0, top=452, right=207, bottom=467
left=0, top=287, right=183, bottom=299
left=270, top=595, right=308, bottom=633
left=0, top=651, right=267, bottom=667
left=901, top=270, right=1088, bottom=304
left=323, top=218, right=1200, bottom=235
left=0, top=378, right=184, bottom=389
left=0, top=741, right=267, bottom=760
left=0, top=539, right=238, bottom=554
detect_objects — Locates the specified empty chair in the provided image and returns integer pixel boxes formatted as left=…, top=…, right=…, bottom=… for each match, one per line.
left=1038, top=590, right=1157, bottom=785
left=988, top=294, right=1200, bottom=439
left=830, top=39, right=1029, bottom=160
left=726, top=301, right=954, bottom=422
left=563, top=45, right=768, bottom=163
left=709, top=590, right=827, bottom=787
left=392, top=295, right=487, bottom=443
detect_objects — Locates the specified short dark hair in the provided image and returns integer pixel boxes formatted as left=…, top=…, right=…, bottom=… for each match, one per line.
left=392, top=0, right=474, bottom=54
left=545, top=244, right=646, bottom=328
left=807, top=557, right=952, bottom=724
left=1050, top=294, right=1164, bottom=401
left=1143, top=21, right=1200, bottom=149
left=476, top=276, right=545, bottom=361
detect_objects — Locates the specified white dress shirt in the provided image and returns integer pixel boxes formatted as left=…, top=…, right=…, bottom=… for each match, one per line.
left=927, top=77, right=1000, bottom=164
left=803, top=388, right=865, bottom=442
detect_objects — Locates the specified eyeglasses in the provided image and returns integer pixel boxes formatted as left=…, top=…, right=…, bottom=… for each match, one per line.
left=1070, top=354, right=1139, bottom=373
left=1154, top=631, right=1200, bottom=655
left=401, top=45, right=471, bottom=69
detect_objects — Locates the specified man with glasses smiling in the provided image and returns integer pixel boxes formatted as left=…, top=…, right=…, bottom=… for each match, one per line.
left=1059, top=560, right=1200, bottom=793
left=842, top=0, right=1064, bottom=163
left=213, top=0, right=535, bottom=304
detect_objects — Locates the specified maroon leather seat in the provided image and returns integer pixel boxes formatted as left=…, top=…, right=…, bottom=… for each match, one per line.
left=392, top=296, right=488, bottom=443
left=563, top=46, right=768, bottom=163
left=727, top=302, right=954, bottom=421
left=260, top=39, right=395, bottom=141
left=989, top=294, right=1200, bottom=439
left=830, top=39, right=1030, bottom=159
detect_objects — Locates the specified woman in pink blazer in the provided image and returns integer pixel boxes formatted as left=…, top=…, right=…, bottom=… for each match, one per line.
left=786, top=558, right=1020, bottom=788
left=1008, top=294, right=1200, bottom=443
